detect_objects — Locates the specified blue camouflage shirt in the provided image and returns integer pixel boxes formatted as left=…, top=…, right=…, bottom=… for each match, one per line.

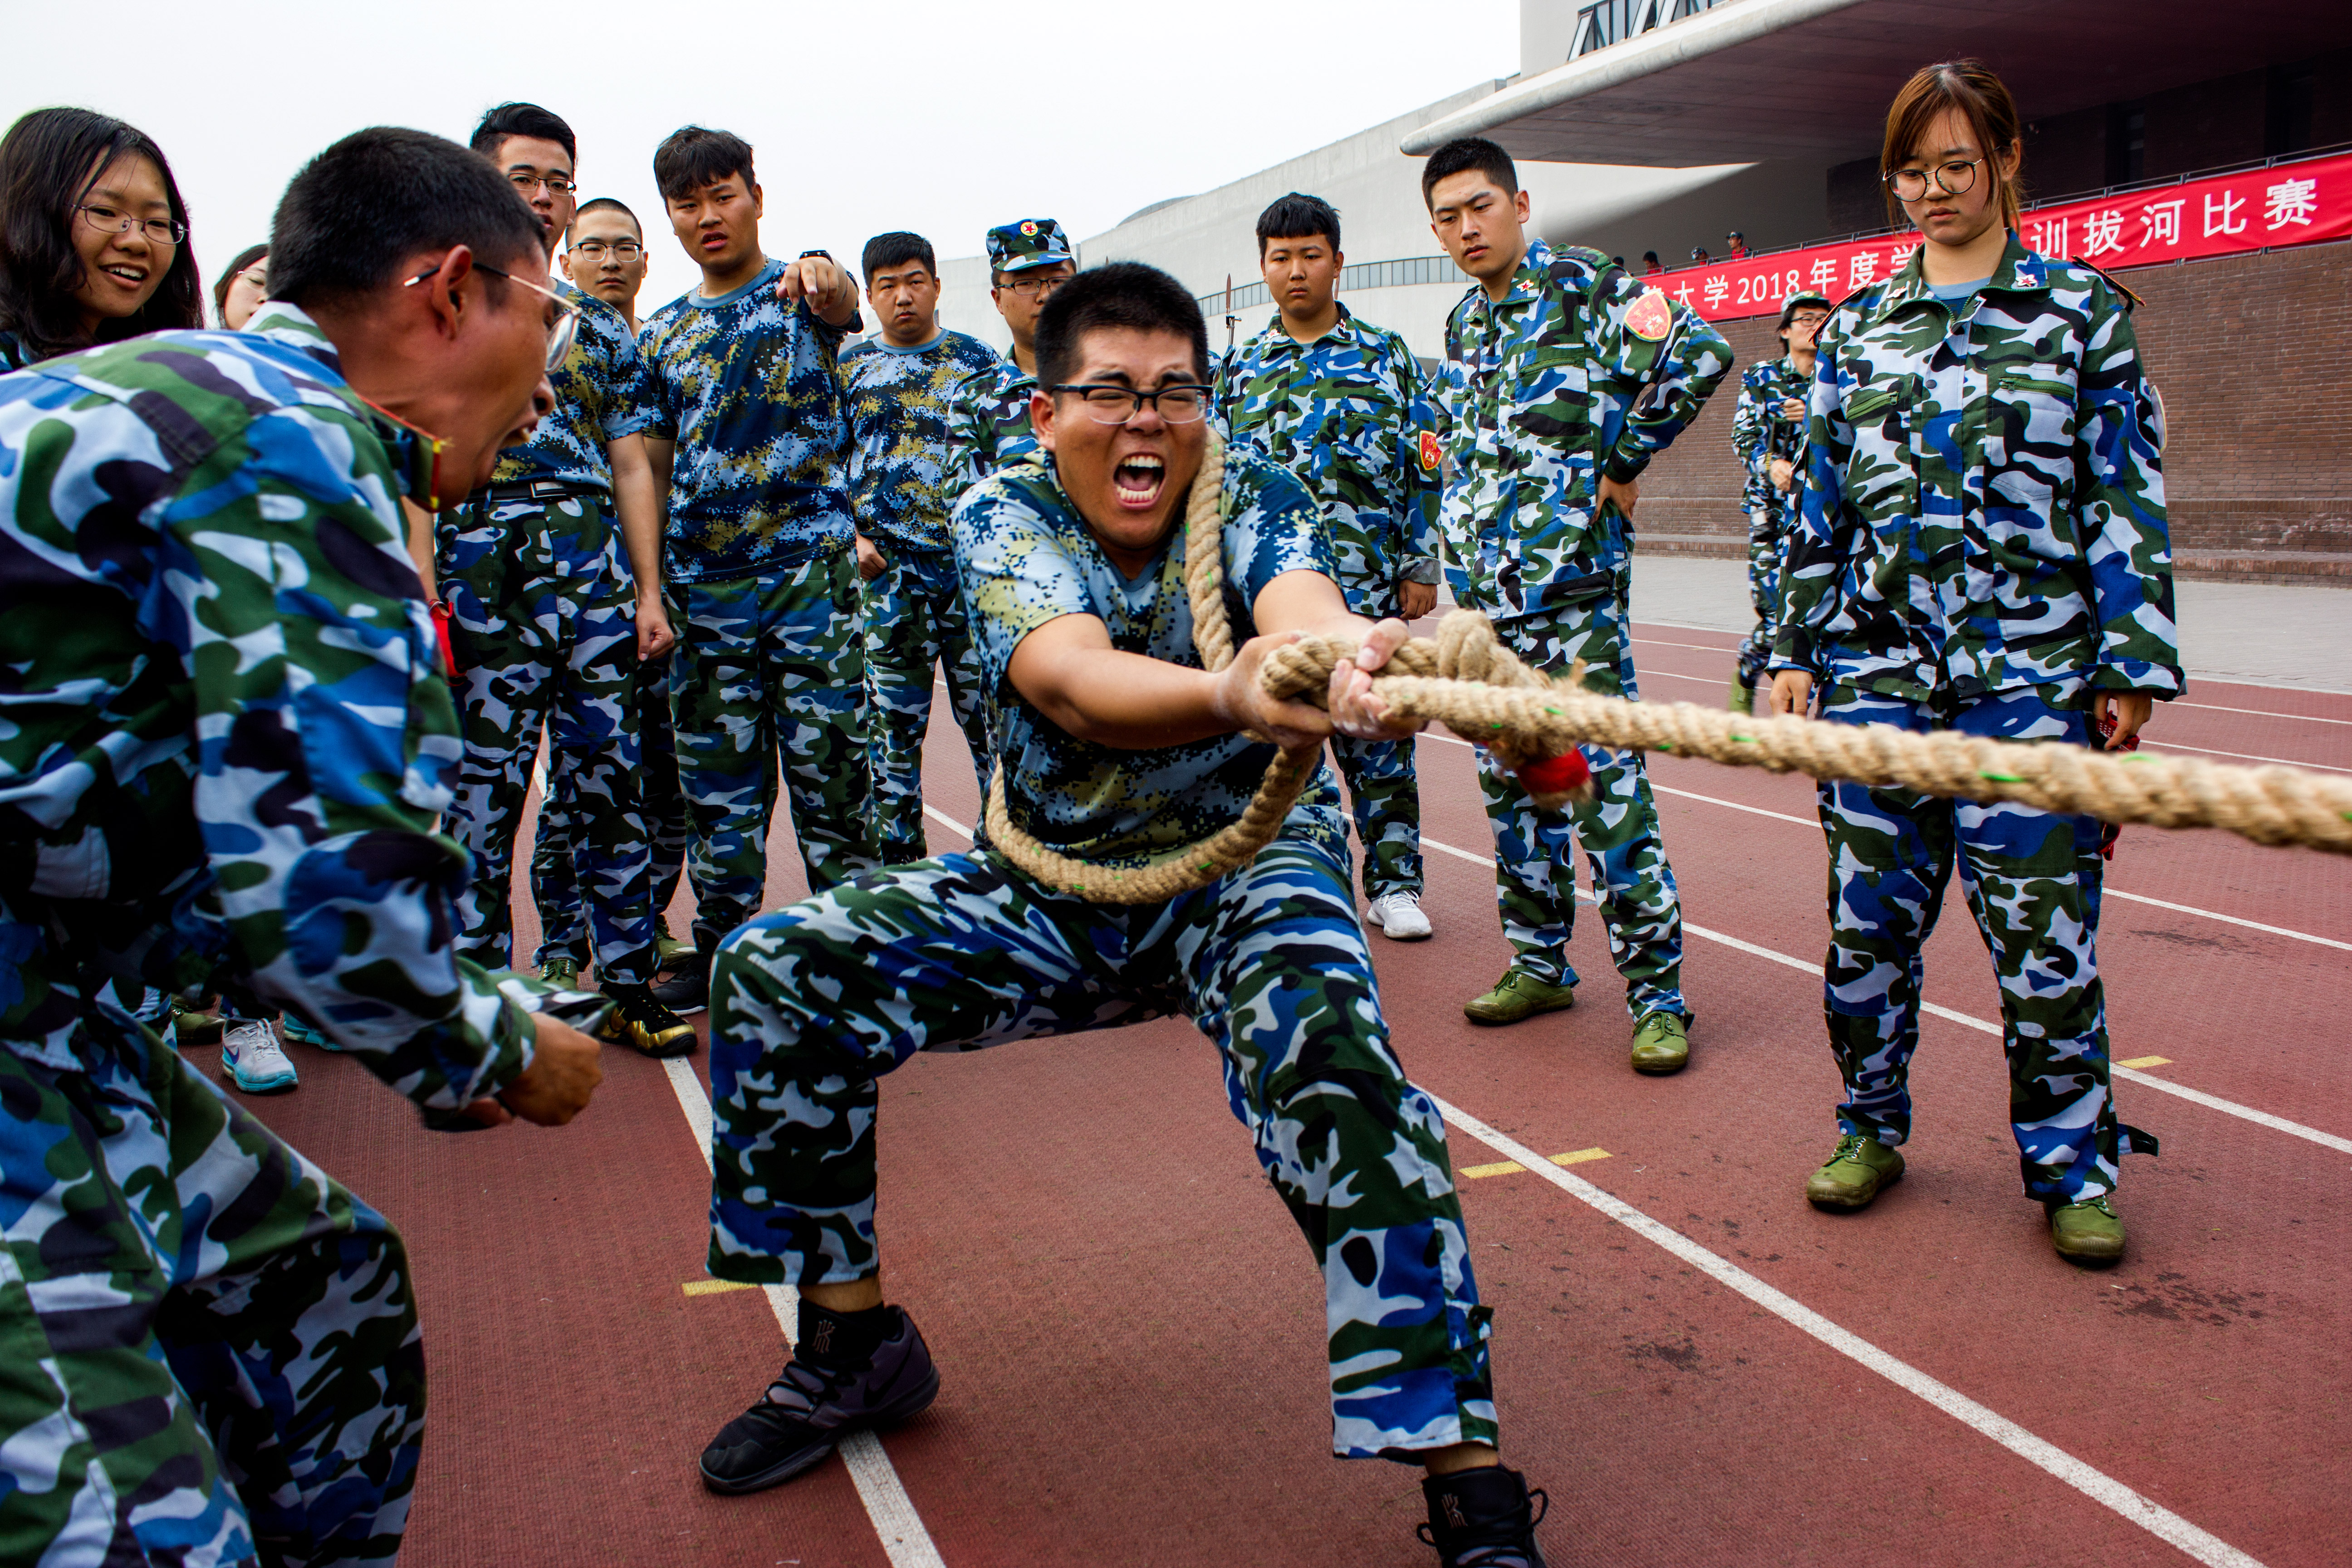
left=641, top=256, right=860, bottom=582
left=1217, top=302, right=1440, bottom=616
left=1774, top=237, right=2180, bottom=705
left=0, top=303, right=540, bottom=1103
left=492, top=279, right=654, bottom=493
left=954, top=448, right=1335, bottom=865
left=943, top=357, right=1039, bottom=496
left=841, top=327, right=1003, bottom=553
left=1434, top=239, right=1732, bottom=622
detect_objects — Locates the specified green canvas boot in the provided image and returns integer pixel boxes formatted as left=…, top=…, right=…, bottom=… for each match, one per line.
left=2048, top=1194, right=2126, bottom=1261
left=1726, top=676, right=1755, bottom=715
left=1804, top=1132, right=1905, bottom=1210
left=1463, top=968, right=1576, bottom=1027
left=1629, top=1010, right=1690, bottom=1073
left=538, top=954, right=581, bottom=987
left=655, top=913, right=696, bottom=970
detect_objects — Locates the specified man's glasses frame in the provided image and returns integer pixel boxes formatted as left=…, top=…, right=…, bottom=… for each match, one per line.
left=403, top=258, right=580, bottom=369
left=567, top=239, right=644, bottom=262
left=1000, top=271, right=1072, bottom=299
left=76, top=203, right=186, bottom=246
left=1883, top=157, right=1984, bottom=201
left=1049, top=383, right=1213, bottom=425
left=507, top=170, right=578, bottom=196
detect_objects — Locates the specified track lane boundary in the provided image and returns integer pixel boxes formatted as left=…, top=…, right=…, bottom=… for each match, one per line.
left=1412, top=833, right=2352, bottom=1156
left=659, top=1059, right=948, bottom=1568
left=1429, top=1098, right=2269, bottom=1568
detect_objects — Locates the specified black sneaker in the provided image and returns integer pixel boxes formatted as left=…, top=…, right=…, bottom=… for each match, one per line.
left=599, top=982, right=697, bottom=1058
left=652, top=949, right=711, bottom=1015
left=1420, top=1465, right=1550, bottom=1567
left=700, top=1304, right=940, bottom=1495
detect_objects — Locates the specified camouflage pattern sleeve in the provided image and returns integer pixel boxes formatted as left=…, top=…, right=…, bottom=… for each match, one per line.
left=2072, top=288, right=2179, bottom=693
left=1396, top=347, right=1441, bottom=583
left=1588, top=265, right=1734, bottom=484
left=1772, top=323, right=1861, bottom=675
left=1732, top=363, right=1776, bottom=503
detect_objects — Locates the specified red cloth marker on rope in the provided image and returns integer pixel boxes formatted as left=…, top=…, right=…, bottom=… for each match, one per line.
left=1519, top=748, right=1591, bottom=796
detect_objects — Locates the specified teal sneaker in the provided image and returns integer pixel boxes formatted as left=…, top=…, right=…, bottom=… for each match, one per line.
left=279, top=1012, right=340, bottom=1050
left=221, top=1019, right=298, bottom=1094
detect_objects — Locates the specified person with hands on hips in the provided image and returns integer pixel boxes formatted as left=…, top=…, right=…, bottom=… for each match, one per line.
left=1769, top=59, right=2176, bottom=1263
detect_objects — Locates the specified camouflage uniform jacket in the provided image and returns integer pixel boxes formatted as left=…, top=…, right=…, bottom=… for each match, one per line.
left=1773, top=237, right=2180, bottom=704
left=943, top=356, right=1039, bottom=497
left=840, top=328, right=1004, bottom=554
left=1216, top=303, right=1440, bottom=614
left=491, top=279, right=655, bottom=494
left=641, top=256, right=861, bottom=583
left=1732, top=355, right=1810, bottom=514
left=0, top=303, right=541, bottom=1104
left=1433, top=239, right=1732, bottom=622
left=953, top=449, right=1336, bottom=866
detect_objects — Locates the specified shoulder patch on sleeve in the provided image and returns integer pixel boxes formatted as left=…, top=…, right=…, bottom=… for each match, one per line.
left=2066, top=257, right=2145, bottom=311
left=1624, top=287, right=1674, bottom=341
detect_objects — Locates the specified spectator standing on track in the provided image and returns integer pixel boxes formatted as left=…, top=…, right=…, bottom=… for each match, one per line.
left=1217, top=191, right=1442, bottom=941
left=1726, top=289, right=1829, bottom=713
left=535, top=196, right=698, bottom=980
left=214, top=241, right=268, bottom=328
left=943, top=218, right=1075, bottom=493
left=841, top=231, right=1000, bottom=863
left=1423, top=136, right=1731, bottom=1074
left=1769, top=59, right=2176, bottom=1262
left=694, top=263, right=1553, bottom=1568
left=0, top=125, right=606, bottom=1564
left=435, top=102, right=692, bottom=1058
left=640, top=125, right=875, bottom=1014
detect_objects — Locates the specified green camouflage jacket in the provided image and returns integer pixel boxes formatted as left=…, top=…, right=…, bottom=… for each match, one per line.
left=1215, top=303, right=1439, bottom=615
left=1773, top=236, right=2180, bottom=704
left=1732, top=355, right=1810, bottom=515
left=1433, top=239, right=1732, bottom=622
left=943, top=356, right=1039, bottom=498
left=0, top=303, right=543, bottom=1102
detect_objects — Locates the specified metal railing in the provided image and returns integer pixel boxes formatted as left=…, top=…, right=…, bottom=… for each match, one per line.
left=1199, top=254, right=1461, bottom=317
left=1568, top=0, right=1732, bottom=59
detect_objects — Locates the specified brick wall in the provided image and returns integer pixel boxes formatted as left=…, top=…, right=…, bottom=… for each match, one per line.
left=1630, top=240, right=2352, bottom=578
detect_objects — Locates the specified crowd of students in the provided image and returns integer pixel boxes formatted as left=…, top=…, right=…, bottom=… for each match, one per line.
left=0, top=54, right=2177, bottom=1567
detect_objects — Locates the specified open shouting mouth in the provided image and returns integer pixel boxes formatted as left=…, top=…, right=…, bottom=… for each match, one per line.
left=1113, top=452, right=1165, bottom=510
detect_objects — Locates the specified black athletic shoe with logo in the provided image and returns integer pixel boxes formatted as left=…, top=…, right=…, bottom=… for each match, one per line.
left=652, top=948, right=711, bottom=1016
left=1420, top=1465, right=1550, bottom=1567
left=699, top=1303, right=940, bottom=1495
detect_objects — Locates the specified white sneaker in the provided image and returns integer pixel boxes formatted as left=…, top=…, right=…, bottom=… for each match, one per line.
left=220, top=1019, right=299, bottom=1094
left=1366, top=891, right=1434, bottom=941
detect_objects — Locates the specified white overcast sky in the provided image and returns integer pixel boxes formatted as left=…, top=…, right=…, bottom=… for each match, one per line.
left=4, top=0, right=1517, bottom=316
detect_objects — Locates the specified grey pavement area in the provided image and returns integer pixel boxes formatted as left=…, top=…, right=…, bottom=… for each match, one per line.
left=1624, top=555, right=2352, bottom=695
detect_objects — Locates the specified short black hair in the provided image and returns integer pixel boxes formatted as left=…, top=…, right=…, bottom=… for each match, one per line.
left=1421, top=137, right=1517, bottom=208
left=569, top=197, right=641, bottom=239
left=1642, top=250, right=1660, bottom=264
left=267, top=126, right=544, bottom=312
left=470, top=102, right=576, bottom=167
left=211, top=240, right=268, bottom=324
left=1255, top=191, right=1339, bottom=256
left=654, top=126, right=754, bottom=201
left=1034, top=262, right=1207, bottom=391
left=861, top=231, right=934, bottom=282
left=0, top=106, right=205, bottom=361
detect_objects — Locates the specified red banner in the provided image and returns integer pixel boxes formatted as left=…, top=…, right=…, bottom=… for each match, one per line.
left=1648, top=150, right=2352, bottom=322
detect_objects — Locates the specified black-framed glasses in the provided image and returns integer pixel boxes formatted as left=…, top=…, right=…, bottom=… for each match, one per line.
left=1003, top=272, right=1071, bottom=299
left=508, top=171, right=577, bottom=196
left=568, top=239, right=643, bottom=261
left=1050, top=383, right=1211, bottom=425
left=76, top=203, right=185, bottom=246
left=403, top=258, right=580, bottom=369
left=1883, top=158, right=1982, bottom=201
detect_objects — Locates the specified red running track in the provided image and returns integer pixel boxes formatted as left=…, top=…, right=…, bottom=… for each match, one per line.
left=199, top=618, right=2351, bottom=1566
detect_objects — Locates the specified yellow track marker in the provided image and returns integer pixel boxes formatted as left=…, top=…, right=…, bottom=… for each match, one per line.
left=2115, top=1056, right=2172, bottom=1070
left=682, top=1279, right=759, bottom=1298
left=1462, top=1149, right=1612, bottom=1180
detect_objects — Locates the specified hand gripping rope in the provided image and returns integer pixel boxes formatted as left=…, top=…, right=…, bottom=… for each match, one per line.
left=986, top=429, right=2352, bottom=905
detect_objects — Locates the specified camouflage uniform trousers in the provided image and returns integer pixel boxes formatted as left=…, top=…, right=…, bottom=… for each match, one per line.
left=1815, top=686, right=2144, bottom=1201
left=1477, top=603, right=1686, bottom=1020
left=862, top=548, right=992, bottom=865
left=529, top=651, right=691, bottom=966
left=441, top=491, right=656, bottom=985
left=703, top=805, right=1498, bottom=1459
left=1735, top=504, right=1789, bottom=691
left=1, top=1026, right=420, bottom=1565
left=671, top=546, right=876, bottom=946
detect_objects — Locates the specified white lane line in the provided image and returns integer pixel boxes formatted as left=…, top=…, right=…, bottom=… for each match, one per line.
left=1417, top=833, right=2352, bottom=1156
left=1629, top=635, right=1742, bottom=654
left=2172, top=700, right=2352, bottom=727
left=1431, top=1097, right=2269, bottom=1568
left=2147, top=742, right=2352, bottom=774
left=659, top=1060, right=948, bottom=1568
left=1423, top=732, right=2352, bottom=951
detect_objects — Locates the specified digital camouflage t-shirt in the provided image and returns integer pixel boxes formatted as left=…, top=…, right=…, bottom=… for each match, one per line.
left=493, top=279, right=654, bottom=492
left=840, top=328, right=1004, bottom=553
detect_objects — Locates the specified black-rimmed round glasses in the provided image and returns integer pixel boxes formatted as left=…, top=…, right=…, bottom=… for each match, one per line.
left=403, top=259, right=580, bottom=370
left=1883, top=158, right=1983, bottom=201
left=1050, top=383, right=1212, bottom=425
left=76, top=203, right=185, bottom=246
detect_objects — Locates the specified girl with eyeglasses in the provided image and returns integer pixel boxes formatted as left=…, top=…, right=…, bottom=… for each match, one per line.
left=1769, top=59, right=2177, bottom=1263
left=0, top=107, right=202, bottom=368
left=213, top=242, right=269, bottom=329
